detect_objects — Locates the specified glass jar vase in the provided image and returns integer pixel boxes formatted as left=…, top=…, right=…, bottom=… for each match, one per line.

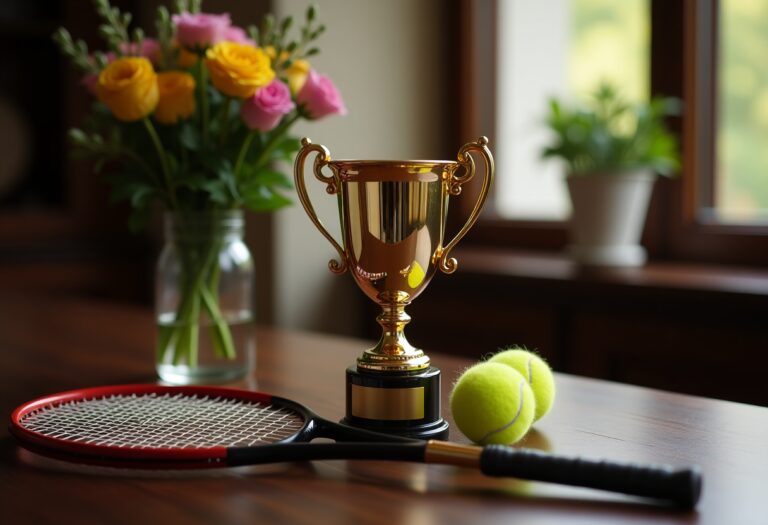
left=155, top=210, right=254, bottom=384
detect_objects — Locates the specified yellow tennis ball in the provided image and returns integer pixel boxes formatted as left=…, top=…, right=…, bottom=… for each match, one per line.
left=489, top=348, right=556, bottom=422
left=449, top=362, right=535, bottom=445
left=407, top=261, right=425, bottom=288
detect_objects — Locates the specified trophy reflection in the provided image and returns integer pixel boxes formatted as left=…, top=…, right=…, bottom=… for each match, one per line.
left=294, top=137, right=494, bottom=439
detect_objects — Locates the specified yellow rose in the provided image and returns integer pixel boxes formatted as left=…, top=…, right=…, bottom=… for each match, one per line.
left=205, top=42, right=274, bottom=98
left=286, top=59, right=310, bottom=95
left=177, top=46, right=199, bottom=69
left=265, top=46, right=289, bottom=63
left=263, top=47, right=309, bottom=94
left=155, top=72, right=196, bottom=124
left=96, top=57, right=158, bottom=122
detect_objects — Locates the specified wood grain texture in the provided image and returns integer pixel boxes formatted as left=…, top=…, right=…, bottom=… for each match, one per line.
left=1, top=295, right=766, bottom=524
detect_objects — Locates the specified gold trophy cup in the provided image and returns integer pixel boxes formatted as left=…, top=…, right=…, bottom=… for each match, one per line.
left=294, top=137, right=494, bottom=439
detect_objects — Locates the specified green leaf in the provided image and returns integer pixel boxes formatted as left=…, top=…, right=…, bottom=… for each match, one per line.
left=266, top=135, right=302, bottom=163
left=241, top=169, right=293, bottom=190
left=242, top=188, right=292, bottom=212
left=200, top=180, right=230, bottom=205
left=68, top=128, right=89, bottom=145
left=212, top=159, right=239, bottom=201
left=280, top=16, right=293, bottom=36
left=127, top=206, right=152, bottom=233
left=176, top=173, right=209, bottom=191
left=165, top=152, right=179, bottom=178
left=109, top=179, right=157, bottom=205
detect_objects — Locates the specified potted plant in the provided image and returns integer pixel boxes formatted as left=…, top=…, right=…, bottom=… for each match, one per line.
left=542, top=83, right=680, bottom=266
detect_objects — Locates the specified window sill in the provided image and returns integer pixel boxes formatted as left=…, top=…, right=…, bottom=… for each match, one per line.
left=450, top=246, right=768, bottom=305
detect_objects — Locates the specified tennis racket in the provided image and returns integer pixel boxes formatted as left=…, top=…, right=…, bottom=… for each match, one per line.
left=9, top=384, right=701, bottom=508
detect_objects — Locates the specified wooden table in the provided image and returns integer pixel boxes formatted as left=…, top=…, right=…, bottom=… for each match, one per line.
left=1, top=295, right=766, bottom=524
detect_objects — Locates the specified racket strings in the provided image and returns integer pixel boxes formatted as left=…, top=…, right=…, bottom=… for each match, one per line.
left=19, top=393, right=305, bottom=449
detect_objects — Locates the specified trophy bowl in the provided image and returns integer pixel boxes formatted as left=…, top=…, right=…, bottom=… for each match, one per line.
left=294, top=137, right=494, bottom=438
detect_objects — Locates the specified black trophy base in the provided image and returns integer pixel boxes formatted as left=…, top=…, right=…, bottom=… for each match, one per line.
left=342, top=364, right=450, bottom=440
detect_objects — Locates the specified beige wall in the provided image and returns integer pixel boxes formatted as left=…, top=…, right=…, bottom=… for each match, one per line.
left=271, top=0, right=448, bottom=335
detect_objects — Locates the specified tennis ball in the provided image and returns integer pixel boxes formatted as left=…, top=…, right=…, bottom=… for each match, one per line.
left=489, top=348, right=556, bottom=422
left=406, top=261, right=426, bottom=288
left=450, top=362, right=535, bottom=445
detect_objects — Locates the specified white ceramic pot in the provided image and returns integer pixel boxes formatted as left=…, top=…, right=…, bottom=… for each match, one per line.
left=566, top=170, right=656, bottom=267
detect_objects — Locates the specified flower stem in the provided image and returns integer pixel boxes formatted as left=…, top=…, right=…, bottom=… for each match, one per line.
left=174, top=287, right=200, bottom=366
left=120, top=148, right=157, bottom=181
left=234, top=130, right=257, bottom=180
left=200, top=63, right=210, bottom=145
left=253, top=112, right=301, bottom=169
left=156, top=219, right=237, bottom=368
left=142, top=117, right=177, bottom=210
left=233, top=112, right=302, bottom=183
left=200, top=283, right=235, bottom=359
left=219, top=97, right=232, bottom=145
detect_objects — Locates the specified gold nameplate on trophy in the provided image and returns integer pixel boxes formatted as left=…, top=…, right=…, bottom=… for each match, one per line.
left=350, top=385, right=425, bottom=420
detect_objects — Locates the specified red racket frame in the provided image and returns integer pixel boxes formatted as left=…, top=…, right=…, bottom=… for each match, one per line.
left=9, top=384, right=292, bottom=462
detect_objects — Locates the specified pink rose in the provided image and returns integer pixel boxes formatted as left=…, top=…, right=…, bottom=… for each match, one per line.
left=172, top=12, right=231, bottom=48
left=223, top=26, right=256, bottom=46
left=296, top=70, right=347, bottom=119
left=119, top=38, right=161, bottom=64
left=81, top=74, right=98, bottom=95
left=80, top=51, right=117, bottom=95
left=241, top=79, right=295, bottom=131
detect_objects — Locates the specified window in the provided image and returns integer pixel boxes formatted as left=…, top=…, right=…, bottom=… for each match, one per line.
left=495, top=0, right=649, bottom=220
left=710, top=0, right=768, bottom=224
left=459, top=0, right=768, bottom=266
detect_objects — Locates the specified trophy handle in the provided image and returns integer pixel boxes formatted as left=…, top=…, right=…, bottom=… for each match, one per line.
left=294, top=137, right=348, bottom=274
left=436, top=136, right=495, bottom=274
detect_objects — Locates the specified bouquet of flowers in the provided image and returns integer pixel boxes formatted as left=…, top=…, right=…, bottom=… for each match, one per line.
left=54, top=0, right=345, bottom=372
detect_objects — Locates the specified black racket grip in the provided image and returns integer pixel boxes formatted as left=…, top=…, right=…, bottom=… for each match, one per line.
left=480, top=446, right=702, bottom=509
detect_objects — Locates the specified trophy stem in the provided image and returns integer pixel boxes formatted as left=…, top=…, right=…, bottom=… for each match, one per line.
left=357, top=303, right=430, bottom=372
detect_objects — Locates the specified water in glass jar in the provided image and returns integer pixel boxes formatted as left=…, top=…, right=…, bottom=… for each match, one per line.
left=155, top=311, right=255, bottom=385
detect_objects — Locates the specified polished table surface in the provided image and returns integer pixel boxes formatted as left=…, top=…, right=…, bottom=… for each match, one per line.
left=1, top=295, right=766, bottom=524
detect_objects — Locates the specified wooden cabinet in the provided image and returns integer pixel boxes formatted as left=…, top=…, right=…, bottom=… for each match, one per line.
left=386, top=249, right=768, bottom=406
